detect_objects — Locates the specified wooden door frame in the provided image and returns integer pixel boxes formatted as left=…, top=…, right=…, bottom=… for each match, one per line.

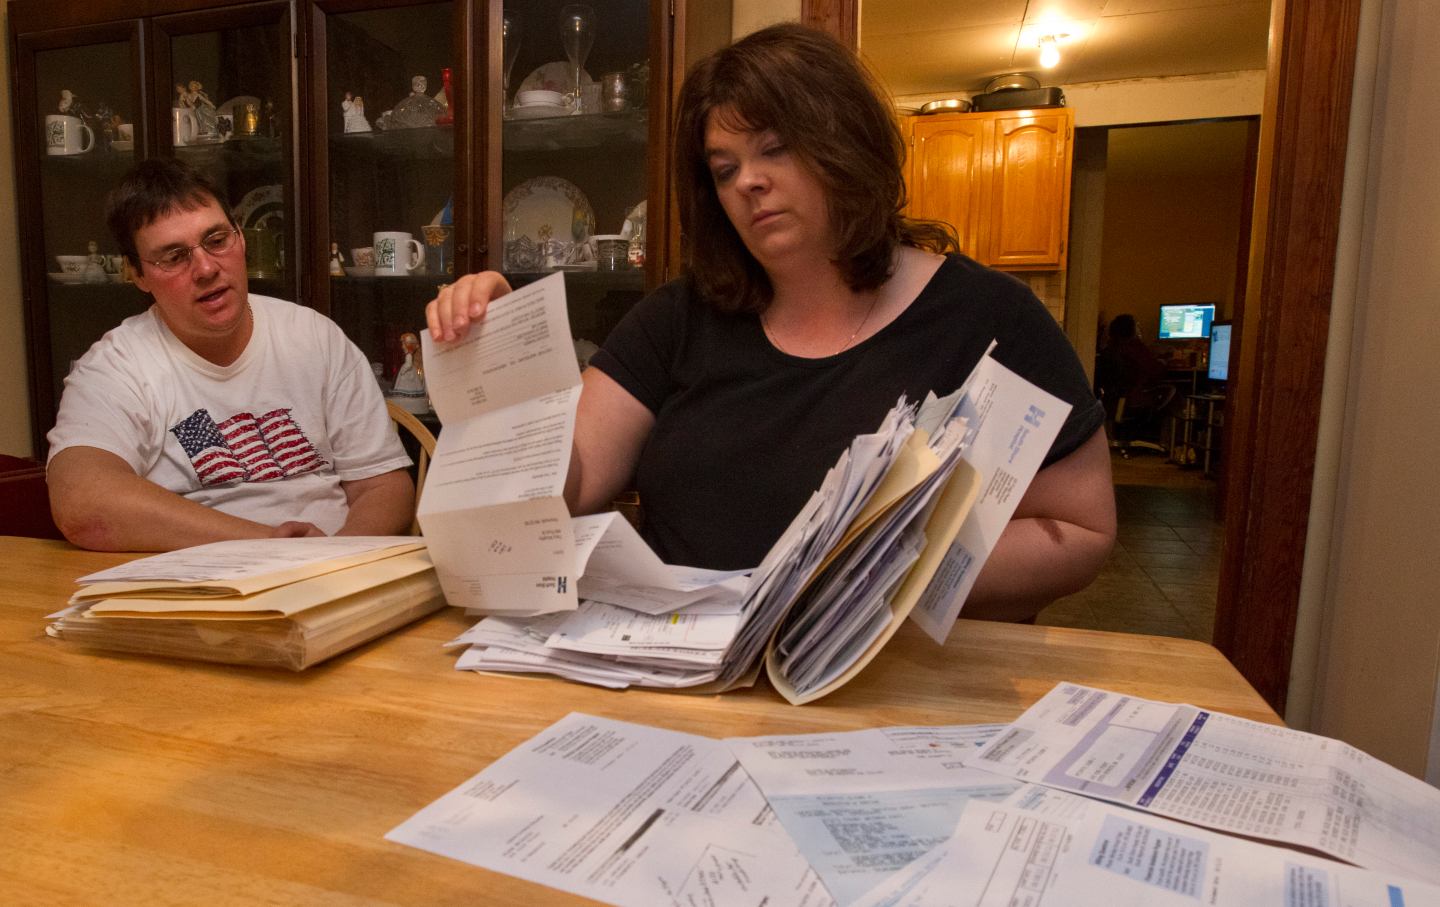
left=808, top=0, right=1365, bottom=712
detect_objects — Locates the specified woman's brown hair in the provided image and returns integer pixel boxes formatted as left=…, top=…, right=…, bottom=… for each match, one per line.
left=674, top=22, right=957, bottom=314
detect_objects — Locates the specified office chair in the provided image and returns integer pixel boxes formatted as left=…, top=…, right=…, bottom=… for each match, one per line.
left=1107, top=383, right=1177, bottom=458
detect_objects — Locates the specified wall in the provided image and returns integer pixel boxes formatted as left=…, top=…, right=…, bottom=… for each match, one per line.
left=1095, top=121, right=1251, bottom=343
left=0, top=5, right=34, bottom=457
left=1305, top=0, right=1440, bottom=780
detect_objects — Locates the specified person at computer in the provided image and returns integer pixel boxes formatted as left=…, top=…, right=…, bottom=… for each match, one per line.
left=426, top=24, right=1116, bottom=622
left=47, top=158, right=415, bottom=551
left=1096, top=314, right=1167, bottom=410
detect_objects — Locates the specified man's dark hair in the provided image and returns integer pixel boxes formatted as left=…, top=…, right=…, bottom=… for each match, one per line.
left=673, top=23, right=958, bottom=314
left=105, top=158, right=238, bottom=271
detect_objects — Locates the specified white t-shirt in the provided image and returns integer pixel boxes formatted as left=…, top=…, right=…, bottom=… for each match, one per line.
left=47, top=294, right=411, bottom=534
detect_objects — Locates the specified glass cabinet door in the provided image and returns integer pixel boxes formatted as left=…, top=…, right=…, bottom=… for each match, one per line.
left=151, top=3, right=298, bottom=303
left=495, top=0, right=653, bottom=366
left=315, top=0, right=460, bottom=401
left=20, top=26, right=144, bottom=438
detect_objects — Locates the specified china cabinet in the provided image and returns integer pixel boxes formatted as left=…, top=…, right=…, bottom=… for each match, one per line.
left=8, top=0, right=679, bottom=453
left=905, top=107, right=1073, bottom=271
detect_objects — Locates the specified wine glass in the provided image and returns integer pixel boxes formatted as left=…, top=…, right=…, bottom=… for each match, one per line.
left=558, top=4, right=595, bottom=113
left=502, top=10, right=521, bottom=111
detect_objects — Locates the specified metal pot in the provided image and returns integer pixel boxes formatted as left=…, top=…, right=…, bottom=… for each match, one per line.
left=917, top=97, right=972, bottom=115
left=984, top=73, right=1041, bottom=93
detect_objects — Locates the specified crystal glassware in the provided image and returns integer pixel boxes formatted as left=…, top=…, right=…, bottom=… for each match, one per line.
left=558, top=4, right=595, bottom=113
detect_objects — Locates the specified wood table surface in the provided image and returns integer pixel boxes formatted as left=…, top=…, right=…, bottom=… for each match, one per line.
left=0, top=536, right=1279, bottom=905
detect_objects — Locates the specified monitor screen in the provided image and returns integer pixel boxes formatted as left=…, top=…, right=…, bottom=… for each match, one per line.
left=1208, top=322, right=1232, bottom=382
left=1157, top=303, right=1216, bottom=340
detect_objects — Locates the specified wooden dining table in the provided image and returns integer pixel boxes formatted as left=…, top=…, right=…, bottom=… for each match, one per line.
left=0, top=536, right=1278, bottom=905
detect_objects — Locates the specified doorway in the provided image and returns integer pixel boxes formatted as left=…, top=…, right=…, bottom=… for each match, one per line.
left=1039, top=119, right=1256, bottom=642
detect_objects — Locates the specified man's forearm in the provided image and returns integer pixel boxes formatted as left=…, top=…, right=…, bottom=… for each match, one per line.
left=336, top=470, right=416, bottom=535
left=53, top=470, right=277, bottom=552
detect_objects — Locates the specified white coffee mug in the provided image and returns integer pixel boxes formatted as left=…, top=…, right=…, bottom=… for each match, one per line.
left=172, top=107, right=197, bottom=146
left=45, top=114, right=93, bottom=155
left=372, top=231, right=425, bottom=276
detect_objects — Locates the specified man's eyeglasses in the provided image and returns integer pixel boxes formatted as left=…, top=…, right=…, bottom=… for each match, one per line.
left=141, top=229, right=240, bottom=273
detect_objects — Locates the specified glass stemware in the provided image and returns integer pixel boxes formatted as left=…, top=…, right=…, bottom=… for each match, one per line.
left=502, top=10, right=521, bottom=111
left=558, top=4, right=595, bottom=113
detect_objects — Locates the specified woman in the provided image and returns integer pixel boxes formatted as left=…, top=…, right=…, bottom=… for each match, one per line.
left=428, top=24, right=1114, bottom=622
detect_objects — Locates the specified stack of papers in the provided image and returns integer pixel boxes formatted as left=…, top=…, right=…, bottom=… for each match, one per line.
left=386, top=685, right=1440, bottom=907
left=418, top=276, right=1072, bottom=702
left=418, top=272, right=1071, bottom=702
left=47, top=536, right=444, bottom=670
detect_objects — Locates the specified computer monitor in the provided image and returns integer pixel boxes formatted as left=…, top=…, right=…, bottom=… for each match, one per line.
left=1208, top=321, right=1233, bottom=383
left=1157, top=302, right=1216, bottom=340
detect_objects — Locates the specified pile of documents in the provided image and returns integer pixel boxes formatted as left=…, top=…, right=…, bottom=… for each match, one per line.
left=418, top=275, right=1070, bottom=702
left=47, top=536, right=443, bottom=670
left=386, top=683, right=1440, bottom=907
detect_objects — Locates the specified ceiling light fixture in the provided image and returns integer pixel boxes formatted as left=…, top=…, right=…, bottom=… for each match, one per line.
left=1038, top=34, right=1063, bottom=69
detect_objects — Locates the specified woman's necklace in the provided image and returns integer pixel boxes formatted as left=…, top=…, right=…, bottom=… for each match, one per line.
left=763, top=292, right=881, bottom=357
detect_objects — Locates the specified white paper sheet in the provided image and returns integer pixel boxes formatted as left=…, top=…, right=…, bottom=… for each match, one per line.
left=851, top=784, right=1440, bottom=907
left=76, top=536, right=419, bottom=584
left=418, top=274, right=583, bottom=613
left=727, top=725, right=1015, bottom=905
left=908, top=355, right=1070, bottom=643
left=387, top=712, right=835, bottom=907
left=968, top=683, right=1440, bottom=885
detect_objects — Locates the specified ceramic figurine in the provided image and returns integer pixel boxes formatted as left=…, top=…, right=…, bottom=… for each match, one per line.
left=177, top=80, right=218, bottom=137
left=329, top=243, right=346, bottom=277
left=83, top=241, right=107, bottom=284
left=341, top=92, right=372, bottom=133
left=391, top=332, right=426, bottom=404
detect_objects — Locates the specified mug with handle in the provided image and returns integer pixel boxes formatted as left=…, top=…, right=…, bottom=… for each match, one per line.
left=44, top=115, right=94, bottom=155
left=372, top=231, right=425, bottom=276
left=172, top=107, right=197, bottom=146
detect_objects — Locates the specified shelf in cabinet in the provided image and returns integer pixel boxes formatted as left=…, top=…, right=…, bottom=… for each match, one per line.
left=330, top=126, right=454, bottom=162
left=40, top=148, right=137, bottom=177
left=507, top=269, right=645, bottom=292
left=502, top=110, right=648, bottom=153
left=175, top=136, right=285, bottom=171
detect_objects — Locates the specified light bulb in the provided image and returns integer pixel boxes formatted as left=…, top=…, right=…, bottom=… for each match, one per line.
left=1039, top=35, right=1061, bottom=69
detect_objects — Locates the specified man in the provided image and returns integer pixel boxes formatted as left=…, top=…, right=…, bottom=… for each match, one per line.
left=47, top=158, right=414, bottom=551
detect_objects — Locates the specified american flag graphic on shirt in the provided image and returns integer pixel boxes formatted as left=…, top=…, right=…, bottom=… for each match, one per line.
left=171, top=408, right=327, bottom=487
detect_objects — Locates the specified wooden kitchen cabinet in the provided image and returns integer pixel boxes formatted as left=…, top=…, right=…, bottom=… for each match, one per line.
left=905, top=107, right=1073, bottom=271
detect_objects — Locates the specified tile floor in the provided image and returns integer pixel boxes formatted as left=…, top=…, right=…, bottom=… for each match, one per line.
left=1036, top=451, right=1222, bottom=642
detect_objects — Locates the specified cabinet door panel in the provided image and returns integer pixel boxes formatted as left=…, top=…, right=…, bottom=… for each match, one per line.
left=986, top=110, right=1072, bottom=270
left=907, top=115, right=987, bottom=259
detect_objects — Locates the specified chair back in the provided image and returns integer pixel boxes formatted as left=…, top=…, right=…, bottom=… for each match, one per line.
left=386, top=402, right=437, bottom=535
left=0, top=454, right=65, bottom=540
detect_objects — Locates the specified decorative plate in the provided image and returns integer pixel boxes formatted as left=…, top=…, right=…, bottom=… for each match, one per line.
left=502, top=176, right=594, bottom=271
left=517, top=61, right=594, bottom=96
left=232, top=184, right=283, bottom=230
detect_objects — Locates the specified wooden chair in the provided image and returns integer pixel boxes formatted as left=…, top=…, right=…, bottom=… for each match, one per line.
left=386, top=402, right=437, bottom=535
left=0, top=454, right=65, bottom=540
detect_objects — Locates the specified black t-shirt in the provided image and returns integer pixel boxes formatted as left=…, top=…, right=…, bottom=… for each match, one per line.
left=589, top=253, right=1105, bottom=570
